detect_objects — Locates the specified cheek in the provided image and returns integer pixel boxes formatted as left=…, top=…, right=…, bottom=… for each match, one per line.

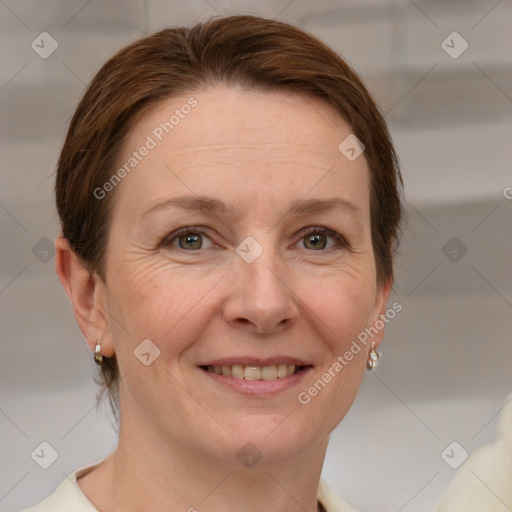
left=108, top=251, right=377, bottom=346
left=107, top=257, right=223, bottom=355
left=296, top=275, right=373, bottom=432
left=299, top=266, right=377, bottom=345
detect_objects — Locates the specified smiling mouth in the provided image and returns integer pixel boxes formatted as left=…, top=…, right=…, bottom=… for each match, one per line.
left=199, top=364, right=310, bottom=381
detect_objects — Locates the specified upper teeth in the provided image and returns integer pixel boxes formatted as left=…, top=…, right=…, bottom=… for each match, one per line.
left=206, top=364, right=297, bottom=380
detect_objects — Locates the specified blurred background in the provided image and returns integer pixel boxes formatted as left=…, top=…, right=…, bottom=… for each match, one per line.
left=0, top=0, right=511, bottom=511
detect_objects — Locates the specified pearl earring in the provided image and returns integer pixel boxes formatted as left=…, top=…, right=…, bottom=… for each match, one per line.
left=366, top=341, right=380, bottom=370
left=94, top=339, right=103, bottom=364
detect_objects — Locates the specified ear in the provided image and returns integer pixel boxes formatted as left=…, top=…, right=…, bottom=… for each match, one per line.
left=54, top=237, right=115, bottom=358
left=369, top=277, right=394, bottom=349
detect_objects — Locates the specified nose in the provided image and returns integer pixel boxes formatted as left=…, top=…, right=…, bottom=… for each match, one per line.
left=222, top=247, right=299, bottom=335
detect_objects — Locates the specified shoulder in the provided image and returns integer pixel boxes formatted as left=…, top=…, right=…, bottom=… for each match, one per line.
left=20, top=463, right=101, bottom=512
left=318, top=479, right=359, bottom=512
left=435, top=393, right=512, bottom=511
left=21, top=465, right=355, bottom=512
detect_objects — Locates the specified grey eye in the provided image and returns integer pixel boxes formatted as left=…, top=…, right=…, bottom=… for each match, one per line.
left=178, top=233, right=203, bottom=250
left=303, top=233, right=327, bottom=250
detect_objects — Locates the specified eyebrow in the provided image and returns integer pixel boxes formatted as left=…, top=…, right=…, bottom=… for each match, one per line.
left=141, top=195, right=362, bottom=220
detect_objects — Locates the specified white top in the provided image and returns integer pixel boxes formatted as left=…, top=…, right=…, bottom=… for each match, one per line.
left=434, top=392, right=512, bottom=512
left=21, top=463, right=357, bottom=512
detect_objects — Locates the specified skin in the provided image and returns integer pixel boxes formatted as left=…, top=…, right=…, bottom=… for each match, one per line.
left=55, top=87, right=392, bottom=512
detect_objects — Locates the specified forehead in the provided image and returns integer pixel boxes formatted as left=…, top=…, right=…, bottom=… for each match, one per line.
left=115, top=86, right=370, bottom=217
left=128, top=87, right=347, bottom=151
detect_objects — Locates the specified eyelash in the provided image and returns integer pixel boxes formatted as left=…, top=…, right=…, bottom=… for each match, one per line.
left=161, top=225, right=349, bottom=251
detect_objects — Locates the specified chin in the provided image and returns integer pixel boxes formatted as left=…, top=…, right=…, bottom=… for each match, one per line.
left=208, top=414, right=326, bottom=467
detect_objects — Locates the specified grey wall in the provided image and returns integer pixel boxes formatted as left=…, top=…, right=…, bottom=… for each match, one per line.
left=1, top=1, right=511, bottom=511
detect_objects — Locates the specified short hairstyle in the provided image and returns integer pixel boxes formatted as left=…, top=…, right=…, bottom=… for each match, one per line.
left=55, top=15, right=403, bottom=416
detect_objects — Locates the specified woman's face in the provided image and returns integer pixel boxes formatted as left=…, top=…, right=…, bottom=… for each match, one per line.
left=100, top=86, right=390, bottom=465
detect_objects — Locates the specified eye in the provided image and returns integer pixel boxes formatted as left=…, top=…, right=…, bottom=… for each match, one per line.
left=162, top=226, right=215, bottom=251
left=161, top=226, right=348, bottom=252
left=298, top=227, right=349, bottom=251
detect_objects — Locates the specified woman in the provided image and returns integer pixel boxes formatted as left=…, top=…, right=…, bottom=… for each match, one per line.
left=23, top=15, right=403, bottom=512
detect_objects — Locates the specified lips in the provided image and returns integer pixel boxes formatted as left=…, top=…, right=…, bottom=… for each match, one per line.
left=198, top=357, right=312, bottom=383
left=199, top=361, right=312, bottom=395
left=203, top=363, right=301, bottom=380
left=198, top=357, right=311, bottom=367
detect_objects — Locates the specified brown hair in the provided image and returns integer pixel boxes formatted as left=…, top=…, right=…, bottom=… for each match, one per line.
left=56, top=15, right=403, bottom=416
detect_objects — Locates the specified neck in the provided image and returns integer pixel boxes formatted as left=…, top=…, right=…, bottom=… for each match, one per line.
left=79, top=414, right=329, bottom=512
